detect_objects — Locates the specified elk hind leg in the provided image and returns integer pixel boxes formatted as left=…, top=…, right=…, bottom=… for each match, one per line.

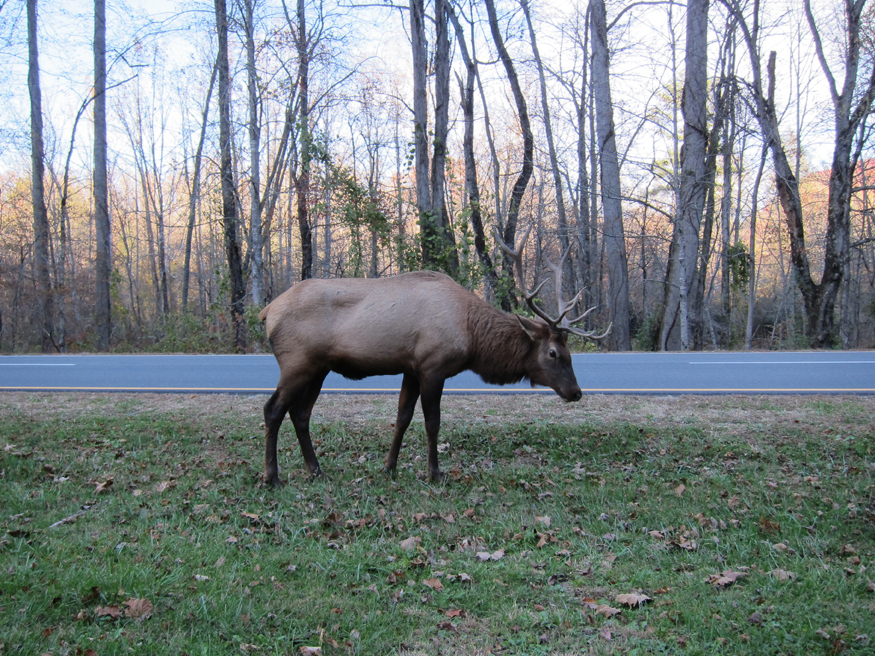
left=384, top=373, right=420, bottom=474
left=264, top=382, right=297, bottom=488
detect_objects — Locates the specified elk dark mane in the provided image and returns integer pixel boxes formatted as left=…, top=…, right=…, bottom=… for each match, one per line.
left=467, top=300, right=534, bottom=386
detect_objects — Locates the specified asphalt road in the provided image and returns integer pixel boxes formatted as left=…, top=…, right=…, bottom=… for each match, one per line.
left=1, top=351, right=874, bottom=394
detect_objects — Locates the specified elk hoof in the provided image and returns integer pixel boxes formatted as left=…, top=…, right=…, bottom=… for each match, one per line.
left=382, top=466, right=398, bottom=479
left=427, top=469, right=445, bottom=483
left=266, top=474, right=284, bottom=489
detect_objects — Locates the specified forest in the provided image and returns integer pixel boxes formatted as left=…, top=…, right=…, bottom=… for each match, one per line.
left=2, top=0, right=875, bottom=354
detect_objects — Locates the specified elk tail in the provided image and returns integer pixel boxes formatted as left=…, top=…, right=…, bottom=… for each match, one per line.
left=258, top=304, right=270, bottom=322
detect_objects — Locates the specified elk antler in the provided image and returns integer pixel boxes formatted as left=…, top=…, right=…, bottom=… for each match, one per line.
left=494, top=224, right=612, bottom=341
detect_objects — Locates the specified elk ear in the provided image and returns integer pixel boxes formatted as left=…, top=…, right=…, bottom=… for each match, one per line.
left=516, top=316, right=544, bottom=341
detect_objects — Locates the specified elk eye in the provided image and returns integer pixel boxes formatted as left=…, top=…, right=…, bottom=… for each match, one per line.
left=549, top=349, right=557, bottom=359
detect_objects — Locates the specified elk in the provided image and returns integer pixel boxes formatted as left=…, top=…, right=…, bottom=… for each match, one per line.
left=258, top=225, right=608, bottom=486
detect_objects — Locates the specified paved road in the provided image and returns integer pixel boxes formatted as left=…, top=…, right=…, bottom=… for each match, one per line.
left=1, top=352, right=874, bottom=394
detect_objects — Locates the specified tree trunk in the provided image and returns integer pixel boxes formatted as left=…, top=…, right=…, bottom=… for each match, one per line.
left=215, top=0, right=247, bottom=350
left=521, top=0, right=571, bottom=287
left=93, top=0, right=111, bottom=350
left=660, top=0, right=708, bottom=351
left=182, top=58, right=217, bottom=309
left=428, top=0, right=458, bottom=274
left=27, top=0, right=54, bottom=353
left=295, top=0, right=313, bottom=281
left=245, top=0, right=265, bottom=302
left=589, top=0, right=631, bottom=350
left=484, top=0, right=533, bottom=311
left=447, top=5, right=497, bottom=292
left=410, top=0, right=433, bottom=267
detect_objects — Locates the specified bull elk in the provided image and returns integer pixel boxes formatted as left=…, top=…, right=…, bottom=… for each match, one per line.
left=258, top=225, right=609, bottom=486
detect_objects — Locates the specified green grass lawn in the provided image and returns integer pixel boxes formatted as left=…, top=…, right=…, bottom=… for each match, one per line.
left=1, top=393, right=873, bottom=655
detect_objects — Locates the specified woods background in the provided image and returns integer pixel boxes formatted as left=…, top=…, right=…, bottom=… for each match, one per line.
left=2, top=0, right=875, bottom=354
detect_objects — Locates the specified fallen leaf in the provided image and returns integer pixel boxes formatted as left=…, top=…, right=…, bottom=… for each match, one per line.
left=95, top=478, right=113, bottom=494
left=423, top=578, right=444, bottom=591
left=535, top=515, right=551, bottom=528
left=772, top=542, right=788, bottom=553
left=436, top=620, right=456, bottom=631
left=241, top=512, right=260, bottom=521
left=445, top=608, right=463, bottom=618
left=194, top=574, right=210, bottom=582
left=866, top=578, right=875, bottom=593
left=240, top=644, right=261, bottom=652
left=298, top=647, right=321, bottom=656
left=706, top=570, right=746, bottom=588
left=616, top=593, right=652, bottom=607
left=399, top=536, right=421, bottom=551
left=156, top=480, right=172, bottom=493
left=759, top=517, right=780, bottom=534
left=476, top=549, right=505, bottom=562
left=648, top=530, right=665, bottom=539
left=600, top=628, right=612, bottom=641
left=124, top=598, right=153, bottom=620
left=96, top=605, right=122, bottom=619
left=674, top=484, right=686, bottom=497
left=770, top=569, right=796, bottom=581
left=441, top=513, right=455, bottom=524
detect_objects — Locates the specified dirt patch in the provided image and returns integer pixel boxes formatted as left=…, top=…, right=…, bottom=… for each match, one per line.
left=2, top=392, right=873, bottom=443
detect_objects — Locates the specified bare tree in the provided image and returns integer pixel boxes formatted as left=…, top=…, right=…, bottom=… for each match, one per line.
left=94, top=0, right=111, bottom=350
left=660, top=0, right=709, bottom=351
left=723, top=0, right=875, bottom=347
left=26, top=0, right=53, bottom=352
left=216, top=0, right=247, bottom=350
left=484, top=0, right=533, bottom=311
left=589, top=0, right=630, bottom=350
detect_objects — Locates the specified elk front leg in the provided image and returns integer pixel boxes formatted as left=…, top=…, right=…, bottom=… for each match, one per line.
left=419, top=377, right=445, bottom=482
left=289, top=371, right=328, bottom=479
left=384, top=373, right=420, bottom=474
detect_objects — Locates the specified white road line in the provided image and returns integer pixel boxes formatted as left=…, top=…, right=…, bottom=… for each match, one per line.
left=689, top=361, right=875, bottom=365
left=0, top=363, right=75, bottom=366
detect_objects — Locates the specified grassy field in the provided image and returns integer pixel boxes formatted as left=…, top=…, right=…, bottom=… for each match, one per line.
left=1, top=392, right=873, bottom=655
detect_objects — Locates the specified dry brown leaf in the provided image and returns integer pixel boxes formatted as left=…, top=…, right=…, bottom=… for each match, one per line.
left=124, top=598, right=153, bottom=620
left=674, top=484, right=686, bottom=497
left=94, top=478, right=113, bottom=494
left=600, top=628, right=612, bottom=641
left=648, top=530, right=665, bottom=539
left=298, top=647, right=321, bottom=656
left=706, top=570, right=746, bottom=588
left=422, top=578, right=444, bottom=591
left=615, top=593, right=652, bottom=607
left=445, top=608, right=464, bottom=618
left=535, top=515, right=551, bottom=528
left=399, top=536, right=421, bottom=551
left=96, top=605, right=122, bottom=619
left=155, top=480, right=173, bottom=493
left=758, top=517, right=780, bottom=534
left=770, top=568, right=796, bottom=581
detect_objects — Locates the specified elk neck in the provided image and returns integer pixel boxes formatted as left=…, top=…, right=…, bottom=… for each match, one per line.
left=466, top=301, right=536, bottom=386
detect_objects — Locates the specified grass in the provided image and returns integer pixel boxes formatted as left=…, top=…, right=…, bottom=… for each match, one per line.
left=1, top=393, right=873, bottom=655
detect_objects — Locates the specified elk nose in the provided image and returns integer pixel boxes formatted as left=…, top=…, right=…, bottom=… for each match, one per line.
left=570, top=389, right=582, bottom=402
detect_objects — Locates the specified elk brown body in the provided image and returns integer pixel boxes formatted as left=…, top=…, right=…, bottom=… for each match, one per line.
left=259, top=270, right=583, bottom=486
